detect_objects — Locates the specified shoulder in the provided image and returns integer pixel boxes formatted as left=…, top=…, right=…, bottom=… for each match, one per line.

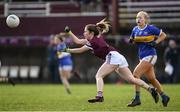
left=132, top=26, right=138, bottom=31
left=60, top=43, right=66, bottom=46
left=86, top=40, right=91, bottom=46
left=85, top=41, right=93, bottom=49
left=59, top=43, right=66, bottom=47
left=95, top=34, right=104, bottom=39
left=91, top=36, right=103, bottom=42
left=148, top=24, right=159, bottom=30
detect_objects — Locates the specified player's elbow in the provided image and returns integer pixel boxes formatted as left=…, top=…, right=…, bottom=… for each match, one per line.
left=76, top=48, right=86, bottom=53
left=73, top=39, right=80, bottom=44
left=161, top=32, right=167, bottom=39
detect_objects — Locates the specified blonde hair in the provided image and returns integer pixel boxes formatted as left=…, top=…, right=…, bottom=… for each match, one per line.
left=96, top=18, right=111, bottom=34
left=137, top=11, right=150, bottom=24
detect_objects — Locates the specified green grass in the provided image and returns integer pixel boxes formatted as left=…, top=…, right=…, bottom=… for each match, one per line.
left=0, top=84, right=180, bottom=111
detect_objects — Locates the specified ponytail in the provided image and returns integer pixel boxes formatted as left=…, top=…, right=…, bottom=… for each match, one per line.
left=85, top=18, right=111, bottom=37
left=96, top=18, right=111, bottom=34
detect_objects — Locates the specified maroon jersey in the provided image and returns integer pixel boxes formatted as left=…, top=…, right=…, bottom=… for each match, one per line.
left=85, top=35, right=116, bottom=60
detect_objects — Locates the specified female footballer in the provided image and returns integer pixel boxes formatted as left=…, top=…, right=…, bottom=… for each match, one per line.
left=127, top=11, right=170, bottom=107
left=53, top=33, right=80, bottom=94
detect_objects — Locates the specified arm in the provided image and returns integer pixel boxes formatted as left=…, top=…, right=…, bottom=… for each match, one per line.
left=129, top=28, right=135, bottom=43
left=65, top=26, right=87, bottom=45
left=148, top=31, right=166, bottom=47
left=68, top=31, right=87, bottom=45
left=155, top=32, right=166, bottom=44
left=68, top=45, right=90, bottom=53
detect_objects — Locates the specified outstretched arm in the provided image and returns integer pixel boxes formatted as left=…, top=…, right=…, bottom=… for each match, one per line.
left=65, top=26, right=87, bottom=45
left=69, top=31, right=87, bottom=45
left=68, top=45, right=90, bottom=53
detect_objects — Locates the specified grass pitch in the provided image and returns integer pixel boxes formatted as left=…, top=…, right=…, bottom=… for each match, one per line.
left=0, top=84, right=180, bottom=111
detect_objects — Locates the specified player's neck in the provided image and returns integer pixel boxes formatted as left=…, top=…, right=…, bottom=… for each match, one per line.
left=88, top=36, right=94, bottom=40
left=138, top=24, right=147, bottom=30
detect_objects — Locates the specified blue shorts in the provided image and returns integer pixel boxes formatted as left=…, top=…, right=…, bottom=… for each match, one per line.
left=58, top=56, right=73, bottom=70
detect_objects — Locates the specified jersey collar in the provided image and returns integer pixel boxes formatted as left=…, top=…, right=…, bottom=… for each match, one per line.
left=138, top=24, right=147, bottom=30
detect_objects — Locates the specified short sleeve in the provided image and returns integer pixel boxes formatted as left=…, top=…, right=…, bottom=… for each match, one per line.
left=150, top=25, right=162, bottom=36
left=85, top=41, right=93, bottom=50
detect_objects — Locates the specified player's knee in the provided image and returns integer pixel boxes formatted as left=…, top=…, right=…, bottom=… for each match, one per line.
left=134, top=74, right=140, bottom=79
left=95, top=74, right=103, bottom=80
left=148, top=77, right=156, bottom=82
left=61, top=78, right=67, bottom=83
left=95, top=75, right=99, bottom=79
left=61, top=74, right=67, bottom=80
left=127, top=78, right=136, bottom=84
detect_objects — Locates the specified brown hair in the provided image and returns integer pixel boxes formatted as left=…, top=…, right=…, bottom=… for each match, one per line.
left=85, top=24, right=100, bottom=36
left=85, top=19, right=111, bottom=37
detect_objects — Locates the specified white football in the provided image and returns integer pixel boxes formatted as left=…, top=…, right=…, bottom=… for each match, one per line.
left=6, top=14, right=20, bottom=28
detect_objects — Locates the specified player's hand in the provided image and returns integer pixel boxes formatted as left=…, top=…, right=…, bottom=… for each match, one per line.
left=148, top=41, right=157, bottom=47
left=64, top=26, right=71, bottom=33
left=129, top=38, right=134, bottom=44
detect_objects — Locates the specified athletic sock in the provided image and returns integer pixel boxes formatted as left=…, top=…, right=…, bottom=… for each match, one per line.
left=135, top=91, right=140, bottom=100
left=97, top=91, right=103, bottom=97
left=160, top=92, right=166, bottom=99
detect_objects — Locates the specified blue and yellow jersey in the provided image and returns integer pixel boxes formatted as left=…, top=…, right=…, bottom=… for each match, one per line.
left=56, top=43, right=71, bottom=59
left=130, top=25, right=162, bottom=59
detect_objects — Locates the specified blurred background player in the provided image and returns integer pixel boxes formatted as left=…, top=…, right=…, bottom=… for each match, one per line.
left=0, top=61, right=15, bottom=86
left=128, top=11, right=170, bottom=107
left=53, top=33, right=80, bottom=94
left=47, top=35, right=59, bottom=83
left=164, top=39, right=180, bottom=83
left=63, top=21, right=159, bottom=104
left=0, top=77, right=15, bottom=86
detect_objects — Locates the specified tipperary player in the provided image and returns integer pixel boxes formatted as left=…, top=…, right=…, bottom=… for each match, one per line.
left=128, top=11, right=170, bottom=107
left=53, top=33, right=80, bottom=94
